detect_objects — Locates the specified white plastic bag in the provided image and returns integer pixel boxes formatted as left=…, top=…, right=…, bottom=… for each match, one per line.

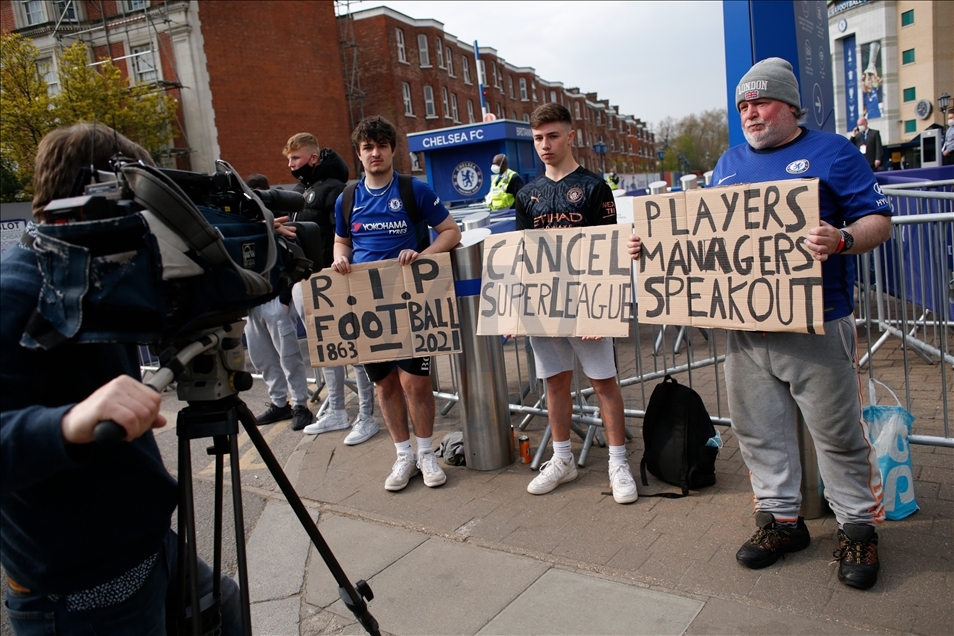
left=863, top=379, right=918, bottom=520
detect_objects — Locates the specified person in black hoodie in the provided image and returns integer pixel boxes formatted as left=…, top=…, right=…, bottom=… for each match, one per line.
left=283, top=133, right=378, bottom=444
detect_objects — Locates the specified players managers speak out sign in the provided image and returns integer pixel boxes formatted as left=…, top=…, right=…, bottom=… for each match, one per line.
left=633, top=178, right=824, bottom=335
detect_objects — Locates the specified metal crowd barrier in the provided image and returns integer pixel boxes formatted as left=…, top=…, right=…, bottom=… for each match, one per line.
left=139, top=180, right=953, bottom=456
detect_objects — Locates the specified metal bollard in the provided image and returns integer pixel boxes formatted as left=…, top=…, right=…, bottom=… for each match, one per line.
left=703, top=170, right=714, bottom=186
left=649, top=180, right=668, bottom=195
left=796, top=407, right=830, bottom=519
left=451, top=228, right=515, bottom=470
left=462, top=211, right=490, bottom=231
left=680, top=174, right=698, bottom=191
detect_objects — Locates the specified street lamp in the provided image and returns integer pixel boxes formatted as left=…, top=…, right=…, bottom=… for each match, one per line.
left=593, top=142, right=607, bottom=175
left=939, top=92, right=951, bottom=117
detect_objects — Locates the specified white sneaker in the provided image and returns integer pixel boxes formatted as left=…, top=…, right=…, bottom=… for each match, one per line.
left=385, top=452, right=419, bottom=491
left=609, top=462, right=638, bottom=504
left=344, top=413, right=379, bottom=446
left=302, top=409, right=350, bottom=435
left=527, top=456, right=578, bottom=495
left=417, top=451, right=447, bottom=488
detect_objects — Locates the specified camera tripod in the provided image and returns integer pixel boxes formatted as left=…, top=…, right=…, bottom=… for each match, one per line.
left=96, top=321, right=379, bottom=636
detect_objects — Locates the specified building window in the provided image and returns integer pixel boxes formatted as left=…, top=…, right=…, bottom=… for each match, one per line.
left=53, top=0, right=78, bottom=21
left=903, top=87, right=916, bottom=102
left=446, top=48, right=454, bottom=76
left=574, top=103, right=581, bottom=119
left=492, top=62, right=501, bottom=88
left=132, top=45, right=157, bottom=83
left=423, top=85, right=436, bottom=117
left=451, top=93, right=459, bottom=122
left=436, top=39, right=444, bottom=68
left=418, top=35, right=430, bottom=67
left=904, top=119, right=916, bottom=133
left=21, top=1, right=45, bottom=25
left=902, top=48, right=915, bottom=65
left=508, top=75, right=514, bottom=98
left=402, top=82, right=414, bottom=115
left=519, top=77, right=528, bottom=100
left=124, top=0, right=147, bottom=10
left=576, top=128, right=583, bottom=147
left=36, top=56, right=58, bottom=95
left=901, top=9, right=914, bottom=26
left=467, top=99, right=475, bottom=123
left=610, top=139, right=616, bottom=151
left=396, top=29, right=407, bottom=63
left=462, top=56, right=471, bottom=84
left=596, top=111, right=602, bottom=125
left=531, top=81, right=536, bottom=101
left=523, top=113, right=530, bottom=122
left=442, top=86, right=451, bottom=119
left=496, top=102, right=504, bottom=119
left=550, top=90, right=556, bottom=103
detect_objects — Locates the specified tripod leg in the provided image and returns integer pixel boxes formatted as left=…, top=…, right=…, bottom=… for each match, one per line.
left=178, top=429, right=203, bottom=636
left=235, top=400, right=380, bottom=636
left=227, top=432, right=253, bottom=636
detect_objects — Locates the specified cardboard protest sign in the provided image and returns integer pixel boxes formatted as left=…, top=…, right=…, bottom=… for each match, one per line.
left=299, top=253, right=461, bottom=367
left=476, top=227, right=632, bottom=337
left=632, top=178, right=824, bottom=334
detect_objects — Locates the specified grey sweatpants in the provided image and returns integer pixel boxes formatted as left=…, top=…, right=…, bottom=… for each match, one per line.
left=245, top=296, right=310, bottom=408
left=725, top=315, right=884, bottom=525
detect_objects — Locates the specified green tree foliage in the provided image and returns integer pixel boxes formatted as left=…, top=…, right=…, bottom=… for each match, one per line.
left=0, top=33, right=56, bottom=200
left=0, top=33, right=178, bottom=201
left=655, top=109, right=729, bottom=173
left=53, top=42, right=178, bottom=158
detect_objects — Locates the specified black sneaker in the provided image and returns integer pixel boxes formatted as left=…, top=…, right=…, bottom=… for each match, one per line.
left=835, top=524, right=880, bottom=590
left=290, top=405, right=312, bottom=431
left=255, top=402, right=292, bottom=425
left=736, top=511, right=811, bottom=569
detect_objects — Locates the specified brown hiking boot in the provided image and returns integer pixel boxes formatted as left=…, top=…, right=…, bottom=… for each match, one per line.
left=736, top=511, right=811, bottom=569
left=835, top=523, right=880, bottom=590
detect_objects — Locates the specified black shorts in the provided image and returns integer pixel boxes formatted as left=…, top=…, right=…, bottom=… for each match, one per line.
left=364, top=356, right=431, bottom=383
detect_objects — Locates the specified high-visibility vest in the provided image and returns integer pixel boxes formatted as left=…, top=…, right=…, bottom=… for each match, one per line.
left=606, top=174, right=620, bottom=190
left=484, top=169, right=517, bottom=210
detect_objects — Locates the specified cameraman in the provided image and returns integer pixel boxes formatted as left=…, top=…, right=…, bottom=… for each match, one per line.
left=0, top=124, right=241, bottom=634
left=283, top=133, right=377, bottom=444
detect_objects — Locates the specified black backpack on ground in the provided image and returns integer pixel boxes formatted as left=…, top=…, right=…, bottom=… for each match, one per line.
left=339, top=173, right=431, bottom=251
left=639, top=374, right=718, bottom=497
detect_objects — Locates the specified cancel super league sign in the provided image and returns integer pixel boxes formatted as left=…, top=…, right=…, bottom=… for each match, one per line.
left=633, top=179, right=824, bottom=334
left=300, top=253, right=461, bottom=367
left=476, top=228, right=633, bottom=338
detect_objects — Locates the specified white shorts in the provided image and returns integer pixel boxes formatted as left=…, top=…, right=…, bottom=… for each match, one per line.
left=528, top=336, right=618, bottom=380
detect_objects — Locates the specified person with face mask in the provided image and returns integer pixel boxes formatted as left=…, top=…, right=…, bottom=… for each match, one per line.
left=850, top=117, right=883, bottom=171
left=484, top=153, right=525, bottom=211
left=283, top=133, right=379, bottom=445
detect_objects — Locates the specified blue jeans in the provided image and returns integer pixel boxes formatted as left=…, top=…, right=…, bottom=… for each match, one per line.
left=5, top=530, right=242, bottom=635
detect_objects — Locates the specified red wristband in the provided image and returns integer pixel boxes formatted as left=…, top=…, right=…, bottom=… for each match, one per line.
left=835, top=235, right=846, bottom=254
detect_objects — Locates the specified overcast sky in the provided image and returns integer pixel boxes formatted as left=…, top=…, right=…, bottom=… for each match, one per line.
left=352, top=1, right=728, bottom=131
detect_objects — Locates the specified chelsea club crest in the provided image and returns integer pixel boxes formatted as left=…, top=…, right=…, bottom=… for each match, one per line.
left=785, top=159, right=810, bottom=174
left=451, top=161, right=483, bottom=196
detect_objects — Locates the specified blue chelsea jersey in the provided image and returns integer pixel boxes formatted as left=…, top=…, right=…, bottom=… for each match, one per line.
left=711, top=128, right=891, bottom=321
left=334, top=173, right=451, bottom=265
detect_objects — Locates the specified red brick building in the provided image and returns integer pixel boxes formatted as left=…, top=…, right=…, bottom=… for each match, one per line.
left=345, top=5, right=656, bottom=178
left=2, top=0, right=353, bottom=186
left=4, top=1, right=654, bottom=185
